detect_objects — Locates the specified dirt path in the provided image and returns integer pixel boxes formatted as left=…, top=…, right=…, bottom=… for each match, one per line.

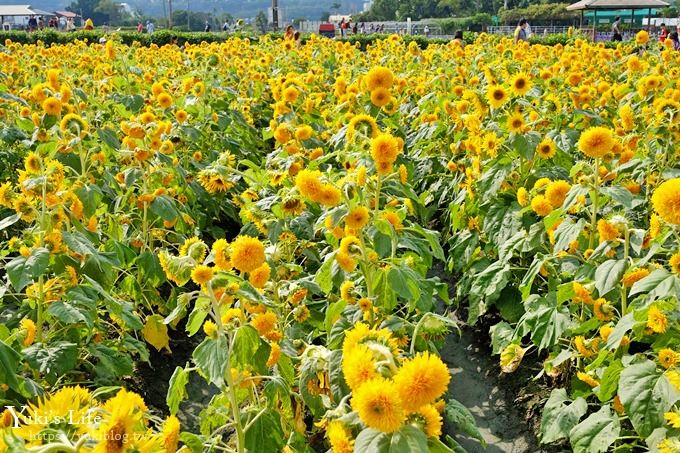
left=442, top=327, right=541, bottom=453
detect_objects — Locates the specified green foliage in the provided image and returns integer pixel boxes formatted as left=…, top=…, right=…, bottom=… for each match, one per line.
left=434, top=14, right=494, bottom=33
left=499, top=3, right=577, bottom=24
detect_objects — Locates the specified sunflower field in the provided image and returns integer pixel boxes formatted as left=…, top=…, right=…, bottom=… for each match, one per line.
left=0, top=29, right=678, bottom=453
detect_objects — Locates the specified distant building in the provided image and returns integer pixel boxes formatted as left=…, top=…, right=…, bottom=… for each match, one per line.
left=119, top=3, right=135, bottom=16
left=268, top=6, right=284, bottom=25
left=328, top=14, right=352, bottom=23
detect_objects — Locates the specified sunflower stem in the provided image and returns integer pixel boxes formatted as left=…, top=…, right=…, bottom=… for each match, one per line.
left=621, top=226, right=630, bottom=316
left=588, top=158, right=600, bottom=250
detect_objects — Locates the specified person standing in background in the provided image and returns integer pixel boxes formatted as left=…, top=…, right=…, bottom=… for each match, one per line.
left=659, top=23, right=668, bottom=42
left=136, top=21, right=143, bottom=32
left=514, top=18, right=528, bottom=44
left=612, top=16, right=622, bottom=41
left=146, top=21, right=155, bottom=33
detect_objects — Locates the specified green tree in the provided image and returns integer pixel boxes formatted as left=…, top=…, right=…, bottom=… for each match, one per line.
left=255, top=10, right=268, bottom=34
left=368, top=0, right=398, bottom=20
left=94, top=0, right=127, bottom=25
left=320, top=11, right=331, bottom=21
left=67, top=0, right=108, bottom=25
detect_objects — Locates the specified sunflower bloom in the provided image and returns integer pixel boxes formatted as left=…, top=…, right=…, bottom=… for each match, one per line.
left=530, top=195, right=552, bottom=217
left=651, top=179, right=680, bottom=226
left=342, top=344, right=377, bottom=391
left=659, top=349, right=678, bottom=369
left=346, top=206, right=370, bottom=230
left=414, top=404, right=442, bottom=438
left=647, top=305, right=668, bottom=333
left=365, top=66, right=394, bottom=91
left=230, top=236, right=266, bottom=273
left=162, top=416, right=180, bottom=453
left=393, top=352, right=451, bottom=412
left=351, top=377, right=405, bottom=433
left=545, top=180, right=571, bottom=208
left=252, top=311, right=277, bottom=336
left=326, top=421, right=354, bottom=453
left=578, top=127, right=614, bottom=158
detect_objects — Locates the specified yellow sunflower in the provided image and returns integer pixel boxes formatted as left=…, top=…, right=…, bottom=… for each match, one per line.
left=230, top=235, right=265, bottom=273
left=487, top=85, right=509, bottom=109
left=393, top=351, right=451, bottom=412
left=578, top=127, right=614, bottom=158
left=536, top=137, right=557, bottom=159
left=351, top=377, right=405, bottom=433
left=651, top=179, right=680, bottom=226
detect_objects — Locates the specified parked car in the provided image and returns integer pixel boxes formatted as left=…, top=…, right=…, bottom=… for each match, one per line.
left=319, top=22, right=335, bottom=38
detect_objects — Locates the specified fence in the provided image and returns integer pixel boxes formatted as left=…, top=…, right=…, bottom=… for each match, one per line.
left=299, top=20, right=443, bottom=36
left=487, top=25, right=571, bottom=35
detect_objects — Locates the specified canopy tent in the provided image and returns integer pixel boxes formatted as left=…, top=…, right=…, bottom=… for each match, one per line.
left=0, top=4, right=36, bottom=16
left=1, top=5, right=37, bottom=28
left=30, top=8, right=53, bottom=17
left=54, top=10, right=79, bottom=18
left=567, top=0, right=670, bottom=39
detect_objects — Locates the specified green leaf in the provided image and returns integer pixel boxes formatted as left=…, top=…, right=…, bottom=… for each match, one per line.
left=0, top=341, right=21, bottom=391
left=605, top=313, right=636, bottom=350
left=244, top=409, right=285, bottom=453
left=47, top=299, right=94, bottom=327
left=520, top=256, right=545, bottom=299
left=594, top=259, right=626, bottom=296
left=24, top=341, right=78, bottom=379
left=489, top=321, right=514, bottom=355
left=529, top=302, right=572, bottom=352
left=619, top=360, right=679, bottom=437
left=232, top=326, right=260, bottom=369
left=325, top=300, right=346, bottom=333
left=445, top=398, right=485, bottom=446
left=167, top=367, right=190, bottom=415
left=315, top=253, right=334, bottom=294
left=540, top=388, right=587, bottom=444
left=150, top=195, right=179, bottom=221
left=89, top=343, right=134, bottom=378
left=137, top=251, right=166, bottom=286
left=179, top=432, right=204, bottom=453
left=6, top=247, right=50, bottom=291
left=427, top=437, right=455, bottom=453
left=97, top=127, right=121, bottom=150
left=630, top=269, right=680, bottom=301
left=388, top=266, right=416, bottom=300
left=553, top=218, right=585, bottom=253
left=0, top=213, right=20, bottom=231
left=569, top=405, right=620, bottom=453
left=328, top=349, right=349, bottom=403
left=597, top=360, right=623, bottom=402
left=354, top=426, right=428, bottom=453
left=602, top=186, right=635, bottom=209
left=193, top=336, right=228, bottom=386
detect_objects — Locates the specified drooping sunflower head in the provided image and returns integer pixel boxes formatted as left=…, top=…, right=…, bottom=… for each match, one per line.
left=179, top=236, right=208, bottom=262
left=347, top=114, right=378, bottom=143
